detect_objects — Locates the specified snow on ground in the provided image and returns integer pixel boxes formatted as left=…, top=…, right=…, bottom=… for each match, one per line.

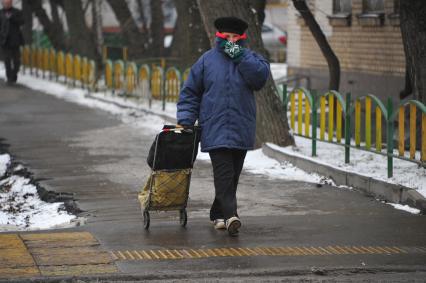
left=1, top=63, right=423, bottom=215
left=198, top=149, right=335, bottom=185
left=268, top=136, right=426, bottom=199
left=386, top=203, right=420, bottom=214
left=0, top=158, right=76, bottom=231
left=0, top=154, right=10, bottom=177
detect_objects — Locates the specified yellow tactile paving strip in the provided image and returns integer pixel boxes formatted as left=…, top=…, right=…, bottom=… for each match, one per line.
left=109, top=245, right=426, bottom=261
left=0, top=232, right=118, bottom=279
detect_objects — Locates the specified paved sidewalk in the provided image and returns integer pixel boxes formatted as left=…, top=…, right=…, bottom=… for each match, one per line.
left=1, top=81, right=426, bottom=282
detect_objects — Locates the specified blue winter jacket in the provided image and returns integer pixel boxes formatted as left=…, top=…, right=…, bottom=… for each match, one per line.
left=176, top=40, right=270, bottom=152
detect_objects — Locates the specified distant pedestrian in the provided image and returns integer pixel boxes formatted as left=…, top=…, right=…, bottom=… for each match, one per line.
left=0, top=0, right=24, bottom=84
left=176, top=16, right=270, bottom=236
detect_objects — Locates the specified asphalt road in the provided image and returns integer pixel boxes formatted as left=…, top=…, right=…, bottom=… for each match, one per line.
left=1, top=80, right=426, bottom=282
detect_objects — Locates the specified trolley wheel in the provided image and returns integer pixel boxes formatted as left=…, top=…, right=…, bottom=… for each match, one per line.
left=143, top=210, right=150, bottom=230
left=179, top=209, right=187, bottom=227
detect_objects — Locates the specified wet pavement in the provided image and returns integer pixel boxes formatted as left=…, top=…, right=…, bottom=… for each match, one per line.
left=1, top=81, right=426, bottom=282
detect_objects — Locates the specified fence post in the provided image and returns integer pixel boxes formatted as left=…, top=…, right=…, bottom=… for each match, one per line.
left=345, top=92, right=351, bottom=164
left=162, top=75, right=166, bottom=111
left=386, top=98, right=394, bottom=178
left=281, top=84, right=287, bottom=104
left=311, top=90, right=317, bottom=157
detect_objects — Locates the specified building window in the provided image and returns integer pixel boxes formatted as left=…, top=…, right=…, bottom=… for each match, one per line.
left=329, top=0, right=351, bottom=26
left=333, top=0, right=352, bottom=14
left=362, top=0, right=384, bottom=14
left=393, top=0, right=400, bottom=14
left=358, top=0, right=385, bottom=26
left=388, top=0, right=400, bottom=26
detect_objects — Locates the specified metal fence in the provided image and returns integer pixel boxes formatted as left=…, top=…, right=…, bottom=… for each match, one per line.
left=278, top=84, right=426, bottom=178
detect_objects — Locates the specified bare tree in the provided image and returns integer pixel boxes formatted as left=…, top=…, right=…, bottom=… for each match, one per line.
left=62, top=0, right=98, bottom=59
left=105, top=0, right=147, bottom=58
left=249, top=0, right=266, bottom=25
left=91, top=0, right=104, bottom=56
left=400, top=0, right=426, bottom=104
left=196, top=0, right=294, bottom=147
left=135, top=0, right=148, bottom=32
left=150, top=0, right=165, bottom=57
left=170, top=0, right=210, bottom=67
left=29, top=0, right=66, bottom=50
left=22, top=0, right=33, bottom=45
left=292, top=0, right=340, bottom=91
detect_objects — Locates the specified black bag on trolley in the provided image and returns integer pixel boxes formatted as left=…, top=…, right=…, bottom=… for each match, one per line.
left=147, top=125, right=201, bottom=170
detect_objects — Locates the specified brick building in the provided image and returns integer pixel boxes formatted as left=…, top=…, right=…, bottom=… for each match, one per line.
left=286, top=0, right=404, bottom=101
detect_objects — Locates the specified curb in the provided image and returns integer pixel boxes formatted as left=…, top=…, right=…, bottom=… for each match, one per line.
left=262, top=143, right=426, bottom=214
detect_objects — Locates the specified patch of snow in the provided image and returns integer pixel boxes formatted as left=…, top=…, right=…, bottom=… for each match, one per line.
left=0, top=154, right=10, bottom=178
left=267, top=135, right=426, bottom=199
left=198, top=148, right=335, bottom=185
left=0, top=175, right=76, bottom=231
left=387, top=203, right=421, bottom=215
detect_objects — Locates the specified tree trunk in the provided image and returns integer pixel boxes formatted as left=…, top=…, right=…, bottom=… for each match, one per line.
left=249, top=0, right=266, bottom=26
left=170, top=0, right=210, bottom=68
left=400, top=0, right=426, bottom=104
left=196, top=0, right=294, bottom=147
left=105, top=0, right=147, bottom=59
left=136, top=0, right=148, bottom=32
left=62, top=0, right=98, bottom=59
left=22, top=0, right=33, bottom=45
left=30, top=0, right=66, bottom=50
left=292, top=0, right=340, bottom=91
left=150, top=0, right=165, bottom=57
left=92, top=0, right=104, bottom=57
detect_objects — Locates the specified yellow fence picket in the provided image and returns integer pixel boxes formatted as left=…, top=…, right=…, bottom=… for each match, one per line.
left=376, top=106, right=382, bottom=152
left=151, top=66, right=163, bottom=100
left=410, top=104, right=416, bottom=159
left=65, top=53, right=73, bottom=83
left=138, top=64, right=150, bottom=100
left=398, top=106, right=405, bottom=156
left=355, top=100, right=361, bottom=147
left=165, top=67, right=181, bottom=102
left=336, top=102, right=342, bottom=142
left=298, top=90, right=303, bottom=135
left=113, top=60, right=124, bottom=92
left=365, top=97, right=371, bottom=149
left=320, top=96, right=326, bottom=141
left=125, top=62, right=138, bottom=95
left=328, top=95, right=334, bottom=142
left=105, top=60, right=113, bottom=90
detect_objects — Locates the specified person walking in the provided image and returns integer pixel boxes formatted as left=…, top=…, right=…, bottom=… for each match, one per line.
left=176, top=16, right=270, bottom=236
left=0, top=0, right=24, bottom=84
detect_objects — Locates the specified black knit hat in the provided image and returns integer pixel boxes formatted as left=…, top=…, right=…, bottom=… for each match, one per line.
left=214, top=17, right=248, bottom=35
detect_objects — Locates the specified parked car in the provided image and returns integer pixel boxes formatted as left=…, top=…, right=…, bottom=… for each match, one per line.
left=261, top=22, right=287, bottom=62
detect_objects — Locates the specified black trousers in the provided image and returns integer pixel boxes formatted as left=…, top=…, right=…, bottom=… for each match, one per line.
left=2, top=47, right=20, bottom=83
left=209, top=148, right=247, bottom=221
